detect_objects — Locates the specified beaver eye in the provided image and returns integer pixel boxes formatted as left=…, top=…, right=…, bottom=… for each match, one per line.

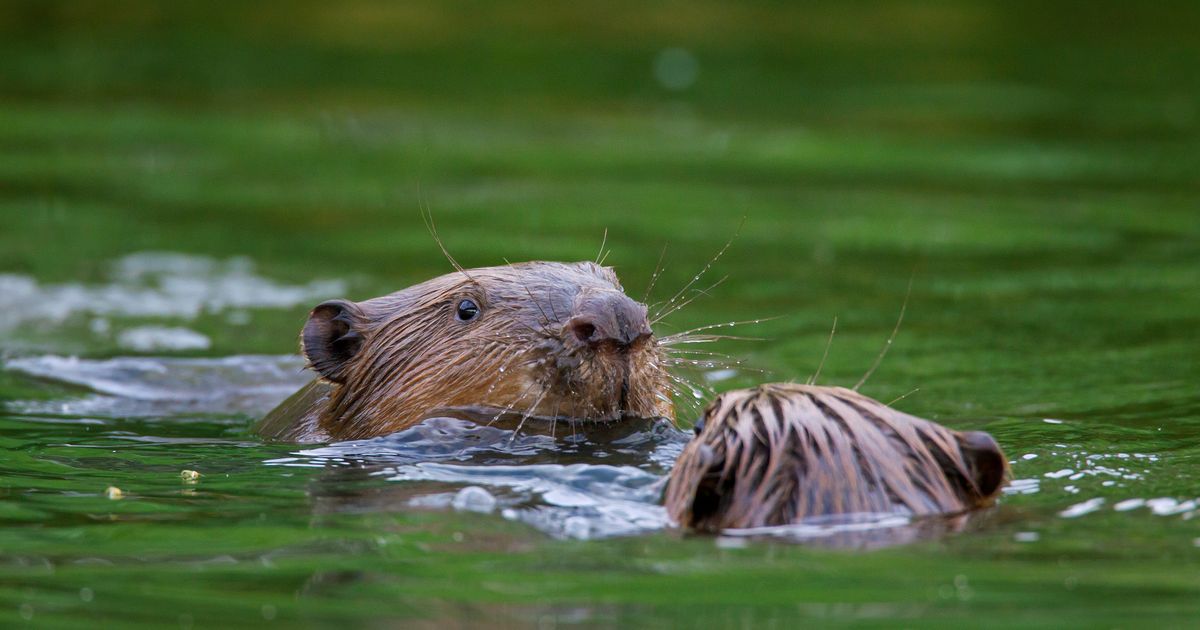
left=455, top=299, right=480, bottom=322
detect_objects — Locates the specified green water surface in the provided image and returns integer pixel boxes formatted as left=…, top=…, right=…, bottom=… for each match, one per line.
left=1, top=1, right=1198, bottom=627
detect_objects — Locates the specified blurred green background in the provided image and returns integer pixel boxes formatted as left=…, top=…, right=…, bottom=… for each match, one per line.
left=2, top=1, right=1198, bottom=627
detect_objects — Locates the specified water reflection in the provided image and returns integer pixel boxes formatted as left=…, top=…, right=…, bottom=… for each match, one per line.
left=275, top=414, right=686, bottom=540
left=8, top=354, right=1192, bottom=548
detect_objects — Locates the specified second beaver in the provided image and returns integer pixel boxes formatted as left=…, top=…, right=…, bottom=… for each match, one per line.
left=664, top=383, right=1008, bottom=532
left=256, top=261, right=674, bottom=443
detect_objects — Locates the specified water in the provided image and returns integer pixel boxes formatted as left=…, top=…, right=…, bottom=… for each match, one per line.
left=3, top=1, right=1200, bottom=626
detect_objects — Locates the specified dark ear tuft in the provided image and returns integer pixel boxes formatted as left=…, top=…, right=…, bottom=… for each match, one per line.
left=301, top=299, right=366, bottom=383
left=958, top=431, right=1008, bottom=501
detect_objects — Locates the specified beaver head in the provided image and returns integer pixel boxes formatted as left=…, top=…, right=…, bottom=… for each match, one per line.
left=664, top=383, right=1008, bottom=532
left=259, top=261, right=673, bottom=442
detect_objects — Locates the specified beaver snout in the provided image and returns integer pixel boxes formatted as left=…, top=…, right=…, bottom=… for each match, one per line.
left=566, top=291, right=653, bottom=349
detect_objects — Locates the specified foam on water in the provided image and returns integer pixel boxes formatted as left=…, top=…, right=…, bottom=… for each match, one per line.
left=116, top=326, right=213, bottom=352
left=0, top=251, right=344, bottom=346
left=5, top=354, right=311, bottom=416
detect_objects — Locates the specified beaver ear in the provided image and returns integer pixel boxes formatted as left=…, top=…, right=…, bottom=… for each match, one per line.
left=958, top=431, right=1008, bottom=499
left=301, top=299, right=367, bottom=383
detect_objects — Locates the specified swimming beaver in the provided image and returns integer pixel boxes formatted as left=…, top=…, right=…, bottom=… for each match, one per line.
left=256, top=261, right=673, bottom=443
left=664, top=384, right=1008, bottom=532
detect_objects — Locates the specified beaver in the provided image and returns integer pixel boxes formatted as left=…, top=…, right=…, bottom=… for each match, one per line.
left=663, top=383, right=1008, bottom=532
left=255, top=261, right=674, bottom=443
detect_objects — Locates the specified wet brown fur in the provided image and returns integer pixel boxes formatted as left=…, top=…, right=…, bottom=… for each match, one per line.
left=664, top=383, right=1008, bottom=532
left=257, top=261, right=674, bottom=443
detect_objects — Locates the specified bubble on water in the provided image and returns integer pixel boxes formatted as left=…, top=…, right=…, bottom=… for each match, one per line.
left=1146, top=498, right=1197, bottom=516
left=1021, top=453, right=1038, bottom=460
left=117, top=326, right=211, bottom=352
left=452, top=486, right=498, bottom=513
left=1014, top=531, right=1039, bottom=542
left=653, top=48, right=699, bottom=91
left=1004, top=478, right=1040, bottom=495
left=1113, top=498, right=1145, bottom=512
left=1059, top=497, right=1105, bottom=518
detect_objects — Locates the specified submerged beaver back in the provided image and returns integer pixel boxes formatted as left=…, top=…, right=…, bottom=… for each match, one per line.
left=664, top=384, right=1008, bottom=532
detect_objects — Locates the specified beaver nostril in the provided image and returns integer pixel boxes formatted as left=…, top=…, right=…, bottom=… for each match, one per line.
left=572, top=321, right=597, bottom=343
left=568, top=291, right=652, bottom=347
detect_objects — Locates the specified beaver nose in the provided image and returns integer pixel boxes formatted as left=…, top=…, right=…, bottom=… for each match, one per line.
left=567, top=291, right=653, bottom=348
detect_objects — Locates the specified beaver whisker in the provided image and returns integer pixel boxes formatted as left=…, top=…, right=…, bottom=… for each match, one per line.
left=543, top=285, right=563, bottom=324
left=509, top=387, right=550, bottom=445
left=662, top=358, right=769, bottom=375
left=660, top=333, right=765, bottom=345
left=651, top=273, right=727, bottom=323
left=886, top=387, right=921, bottom=406
left=595, top=227, right=608, bottom=264
left=480, top=350, right=529, bottom=398
left=650, top=275, right=729, bottom=325
left=641, top=243, right=670, bottom=303
left=661, top=351, right=770, bottom=375
left=663, top=357, right=744, bottom=368
left=412, top=344, right=505, bottom=388
left=564, top=380, right=595, bottom=425
left=548, top=399, right=563, bottom=438
left=419, top=200, right=473, bottom=282
left=478, top=319, right=545, bottom=342
left=662, top=354, right=744, bottom=368
left=651, top=219, right=742, bottom=322
left=852, top=274, right=913, bottom=391
left=594, top=227, right=614, bottom=267
left=485, top=379, right=544, bottom=428
left=658, top=316, right=780, bottom=343
left=664, top=370, right=713, bottom=409
left=503, top=259, right=555, bottom=333
left=663, top=347, right=736, bottom=358
left=807, top=315, right=838, bottom=385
